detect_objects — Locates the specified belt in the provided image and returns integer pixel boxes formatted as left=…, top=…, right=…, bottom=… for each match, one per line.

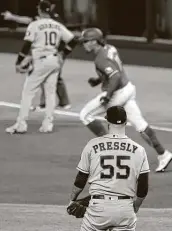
left=40, top=54, right=57, bottom=59
left=92, top=195, right=132, bottom=200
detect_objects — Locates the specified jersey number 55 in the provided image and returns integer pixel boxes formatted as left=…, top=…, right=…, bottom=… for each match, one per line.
left=100, top=155, right=130, bottom=179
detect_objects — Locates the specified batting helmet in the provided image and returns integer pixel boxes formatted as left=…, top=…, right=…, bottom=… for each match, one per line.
left=38, top=0, right=51, bottom=13
left=81, top=28, right=104, bottom=43
left=105, top=106, right=127, bottom=125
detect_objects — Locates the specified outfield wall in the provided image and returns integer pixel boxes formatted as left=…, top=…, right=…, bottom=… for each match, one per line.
left=1, top=29, right=172, bottom=68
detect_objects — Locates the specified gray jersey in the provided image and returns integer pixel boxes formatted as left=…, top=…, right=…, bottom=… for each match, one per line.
left=77, top=134, right=150, bottom=197
left=24, top=18, right=74, bottom=59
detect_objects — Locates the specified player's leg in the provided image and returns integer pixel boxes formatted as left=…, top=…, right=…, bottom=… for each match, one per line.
left=80, top=92, right=107, bottom=136
left=30, top=83, right=46, bottom=112
left=39, top=84, right=46, bottom=108
left=56, top=71, right=71, bottom=109
left=110, top=198, right=137, bottom=231
left=6, top=72, right=43, bottom=134
left=80, top=212, right=96, bottom=231
left=80, top=200, right=105, bottom=231
left=124, top=99, right=172, bottom=172
left=39, top=69, right=58, bottom=133
left=33, top=70, right=71, bottom=111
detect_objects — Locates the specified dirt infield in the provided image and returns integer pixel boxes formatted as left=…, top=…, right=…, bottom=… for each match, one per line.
left=0, top=54, right=172, bottom=230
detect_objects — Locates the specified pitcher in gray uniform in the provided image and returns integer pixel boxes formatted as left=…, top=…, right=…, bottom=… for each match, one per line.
left=68, top=106, right=149, bottom=231
left=80, top=28, right=172, bottom=172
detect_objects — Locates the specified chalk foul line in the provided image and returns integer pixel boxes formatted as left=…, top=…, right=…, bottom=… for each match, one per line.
left=0, top=101, right=172, bottom=132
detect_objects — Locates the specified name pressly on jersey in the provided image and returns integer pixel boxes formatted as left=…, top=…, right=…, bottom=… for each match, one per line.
left=92, top=142, right=138, bottom=154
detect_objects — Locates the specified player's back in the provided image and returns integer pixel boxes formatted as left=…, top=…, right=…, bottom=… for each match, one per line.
left=88, top=134, right=149, bottom=197
left=25, top=18, right=73, bottom=59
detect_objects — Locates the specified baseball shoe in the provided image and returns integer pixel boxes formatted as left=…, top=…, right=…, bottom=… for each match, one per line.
left=5, top=121, right=27, bottom=134
left=39, top=119, right=54, bottom=133
left=155, top=150, right=172, bottom=172
left=31, top=104, right=45, bottom=112
left=56, top=104, right=71, bottom=110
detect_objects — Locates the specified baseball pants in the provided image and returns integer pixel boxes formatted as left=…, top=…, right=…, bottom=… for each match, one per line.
left=80, top=82, right=148, bottom=132
left=39, top=70, right=70, bottom=106
left=17, top=54, right=60, bottom=122
left=80, top=197, right=137, bottom=231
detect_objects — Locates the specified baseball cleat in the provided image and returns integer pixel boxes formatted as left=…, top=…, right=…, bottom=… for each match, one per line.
left=155, top=150, right=172, bottom=172
left=5, top=121, right=27, bottom=134
left=39, top=119, right=54, bottom=133
left=56, top=104, right=71, bottom=110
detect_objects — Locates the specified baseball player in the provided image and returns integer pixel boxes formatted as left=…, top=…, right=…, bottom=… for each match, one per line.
left=79, top=27, right=172, bottom=172
left=68, top=106, right=149, bottom=231
left=5, top=0, right=75, bottom=134
left=1, top=1, right=76, bottom=109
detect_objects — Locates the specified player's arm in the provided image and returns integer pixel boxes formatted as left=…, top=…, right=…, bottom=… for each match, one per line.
left=134, top=172, right=149, bottom=213
left=15, top=22, right=35, bottom=71
left=134, top=148, right=150, bottom=213
left=59, top=24, right=79, bottom=59
left=103, top=64, right=120, bottom=100
left=69, top=142, right=91, bottom=202
left=15, top=41, right=32, bottom=66
left=70, top=171, right=89, bottom=201
left=59, top=36, right=79, bottom=59
left=1, top=11, right=32, bottom=25
left=99, top=60, right=120, bottom=104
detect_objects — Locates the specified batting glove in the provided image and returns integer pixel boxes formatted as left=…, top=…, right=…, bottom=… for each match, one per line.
left=88, top=78, right=100, bottom=87
left=100, top=96, right=110, bottom=105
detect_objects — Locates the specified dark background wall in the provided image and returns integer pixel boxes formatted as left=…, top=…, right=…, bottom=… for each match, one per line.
left=0, top=0, right=172, bottom=68
left=0, top=0, right=147, bottom=36
left=107, top=0, right=146, bottom=36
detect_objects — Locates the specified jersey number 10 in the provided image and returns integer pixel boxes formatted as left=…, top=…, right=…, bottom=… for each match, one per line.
left=100, top=155, right=130, bottom=179
left=44, top=31, right=57, bottom=46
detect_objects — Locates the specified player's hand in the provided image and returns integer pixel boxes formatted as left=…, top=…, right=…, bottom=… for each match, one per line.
left=15, top=64, right=28, bottom=74
left=67, top=200, right=76, bottom=214
left=100, top=96, right=110, bottom=106
left=88, top=78, right=100, bottom=87
left=1, top=11, right=13, bottom=20
left=133, top=202, right=139, bottom=213
left=133, top=197, right=144, bottom=213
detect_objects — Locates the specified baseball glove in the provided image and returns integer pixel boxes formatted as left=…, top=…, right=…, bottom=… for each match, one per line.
left=67, top=195, right=91, bottom=218
left=16, top=56, right=33, bottom=74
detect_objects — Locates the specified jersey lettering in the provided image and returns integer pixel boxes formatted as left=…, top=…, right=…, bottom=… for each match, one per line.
left=39, top=23, right=59, bottom=30
left=93, top=142, right=138, bottom=154
left=100, top=155, right=131, bottom=179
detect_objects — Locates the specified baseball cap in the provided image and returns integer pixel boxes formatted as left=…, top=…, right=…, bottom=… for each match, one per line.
left=105, top=106, right=127, bottom=125
left=39, top=0, right=51, bottom=13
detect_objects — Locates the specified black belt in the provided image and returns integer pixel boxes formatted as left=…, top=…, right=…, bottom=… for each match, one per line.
left=92, top=195, right=131, bottom=200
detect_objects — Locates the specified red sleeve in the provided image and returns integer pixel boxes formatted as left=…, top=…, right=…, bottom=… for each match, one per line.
left=96, top=56, right=119, bottom=78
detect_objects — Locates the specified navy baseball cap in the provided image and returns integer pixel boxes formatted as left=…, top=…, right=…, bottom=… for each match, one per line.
left=105, top=106, right=127, bottom=125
